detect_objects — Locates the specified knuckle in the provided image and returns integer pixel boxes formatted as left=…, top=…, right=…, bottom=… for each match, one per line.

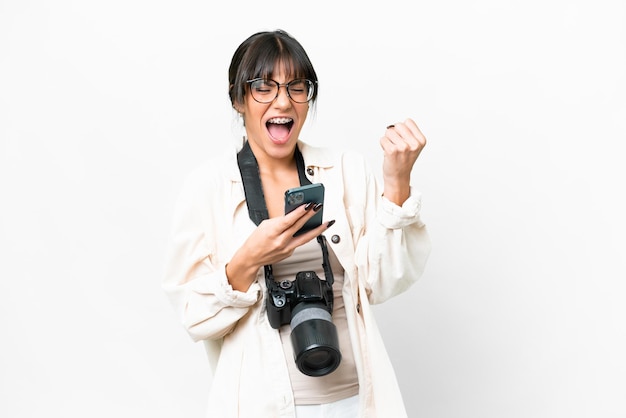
left=272, top=235, right=288, bottom=249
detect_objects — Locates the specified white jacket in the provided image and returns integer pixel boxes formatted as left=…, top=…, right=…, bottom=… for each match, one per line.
left=163, top=140, right=431, bottom=417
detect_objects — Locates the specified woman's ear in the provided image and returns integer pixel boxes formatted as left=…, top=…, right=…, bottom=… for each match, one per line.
left=233, top=100, right=244, bottom=115
left=229, top=84, right=244, bottom=114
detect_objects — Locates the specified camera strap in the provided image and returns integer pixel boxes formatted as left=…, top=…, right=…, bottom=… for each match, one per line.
left=236, top=139, right=334, bottom=286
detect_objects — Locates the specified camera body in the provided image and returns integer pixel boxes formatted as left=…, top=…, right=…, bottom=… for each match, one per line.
left=266, top=271, right=341, bottom=377
left=266, top=271, right=333, bottom=328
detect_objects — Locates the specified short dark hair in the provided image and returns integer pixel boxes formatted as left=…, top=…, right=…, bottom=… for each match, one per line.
left=228, top=30, right=319, bottom=107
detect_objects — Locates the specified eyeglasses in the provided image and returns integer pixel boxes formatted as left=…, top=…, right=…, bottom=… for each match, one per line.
left=246, top=78, right=316, bottom=104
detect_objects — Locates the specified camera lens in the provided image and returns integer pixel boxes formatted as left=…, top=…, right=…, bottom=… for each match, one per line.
left=298, top=346, right=339, bottom=374
left=290, top=303, right=341, bottom=377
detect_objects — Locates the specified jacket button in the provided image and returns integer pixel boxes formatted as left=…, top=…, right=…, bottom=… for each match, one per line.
left=331, top=235, right=340, bottom=244
left=306, top=167, right=314, bottom=176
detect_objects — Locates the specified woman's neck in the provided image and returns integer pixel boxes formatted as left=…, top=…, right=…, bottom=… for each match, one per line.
left=246, top=138, right=298, bottom=177
left=249, top=144, right=300, bottom=218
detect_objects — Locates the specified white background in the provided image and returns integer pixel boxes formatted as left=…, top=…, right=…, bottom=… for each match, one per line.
left=1, top=0, right=625, bottom=417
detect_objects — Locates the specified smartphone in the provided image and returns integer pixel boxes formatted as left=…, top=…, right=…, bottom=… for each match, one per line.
left=284, top=183, right=325, bottom=235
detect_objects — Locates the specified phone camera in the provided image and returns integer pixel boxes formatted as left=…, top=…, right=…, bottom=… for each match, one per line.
left=287, top=191, right=305, bottom=206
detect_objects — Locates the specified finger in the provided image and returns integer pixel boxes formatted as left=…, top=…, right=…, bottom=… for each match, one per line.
left=380, top=130, right=411, bottom=152
left=390, top=121, right=423, bottom=151
left=385, top=122, right=402, bottom=140
left=281, top=204, right=308, bottom=229
left=290, top=218, right=335, bottom=247
left=382, top=122, right=408, bottom=144
left=404, top=118, right=427, bottom=146
left=279, top=203, right=315, bottom=232
left=380, top=135, right=401, bottom=153
left=287, top=203, right=324, bottom=235
left=388, top=119, right=423, bottom=141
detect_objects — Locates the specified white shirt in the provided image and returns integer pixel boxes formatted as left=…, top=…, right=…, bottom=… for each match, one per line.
left=163, top=140, right=431, bottom=418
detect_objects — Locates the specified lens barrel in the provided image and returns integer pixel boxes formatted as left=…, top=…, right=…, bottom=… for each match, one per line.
left=290, top=303, right=341, bottom=377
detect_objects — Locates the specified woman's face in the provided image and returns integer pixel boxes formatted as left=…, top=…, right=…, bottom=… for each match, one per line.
left=236, top=65, right=310, bottom=164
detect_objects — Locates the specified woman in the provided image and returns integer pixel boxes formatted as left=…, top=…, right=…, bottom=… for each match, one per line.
left=163, top=29, right=431, bottom=418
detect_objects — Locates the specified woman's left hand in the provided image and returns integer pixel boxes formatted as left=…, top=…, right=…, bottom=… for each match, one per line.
left=380, top=118, right=427, bottom=205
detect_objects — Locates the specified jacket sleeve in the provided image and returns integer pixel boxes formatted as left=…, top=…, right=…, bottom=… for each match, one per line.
left=162, top=167, right=261, bottom=342
left=345, top=153, right=431, bottom=305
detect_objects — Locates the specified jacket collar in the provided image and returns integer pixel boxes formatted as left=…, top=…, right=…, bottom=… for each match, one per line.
left=297, top=140, right=336, bottom=170
left=227, top=139, right=336, bottom=183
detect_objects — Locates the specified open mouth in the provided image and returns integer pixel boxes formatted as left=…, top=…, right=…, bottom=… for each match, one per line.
left=266, top=117, right=294, bottom=143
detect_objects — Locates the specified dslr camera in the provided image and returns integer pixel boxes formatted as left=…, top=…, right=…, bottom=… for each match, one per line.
left=266, top=270, right=341, bottom=376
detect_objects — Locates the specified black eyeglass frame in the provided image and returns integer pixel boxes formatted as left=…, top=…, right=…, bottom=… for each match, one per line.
left=245, top=78, right=317, bottom=104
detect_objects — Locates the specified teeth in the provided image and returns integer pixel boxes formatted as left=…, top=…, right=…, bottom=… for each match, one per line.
left=267, top=117, right=292, bottom=124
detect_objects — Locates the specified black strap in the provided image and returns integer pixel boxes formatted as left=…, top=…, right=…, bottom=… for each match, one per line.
left=317, top=234, right=334, bottom=286
left=236, top=140, right=268, bottom=226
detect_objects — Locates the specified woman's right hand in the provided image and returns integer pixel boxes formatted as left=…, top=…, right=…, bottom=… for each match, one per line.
left=225, top=203, right=333, bottom=291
